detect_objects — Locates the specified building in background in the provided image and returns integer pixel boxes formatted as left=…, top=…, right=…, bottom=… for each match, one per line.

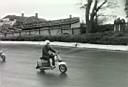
left=0, top=13, right=81, bottom=37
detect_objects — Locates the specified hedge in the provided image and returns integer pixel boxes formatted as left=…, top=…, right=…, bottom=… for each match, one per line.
left=1, top=31, right=128, bottom=45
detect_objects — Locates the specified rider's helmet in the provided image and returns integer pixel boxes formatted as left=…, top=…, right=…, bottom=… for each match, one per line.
left=45, top=40, right=50, bottom=45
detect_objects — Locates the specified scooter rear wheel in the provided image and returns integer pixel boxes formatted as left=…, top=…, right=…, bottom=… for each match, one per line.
left=59, top=64, right=67, bottom=73
left=40, top=68, right=45, bottom=72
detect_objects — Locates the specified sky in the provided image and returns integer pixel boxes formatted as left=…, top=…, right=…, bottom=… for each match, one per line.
left=0, top=0, right=126, bottom=22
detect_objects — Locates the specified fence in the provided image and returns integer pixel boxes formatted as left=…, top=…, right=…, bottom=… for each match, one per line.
left=0, top=26, right=81, bottom=39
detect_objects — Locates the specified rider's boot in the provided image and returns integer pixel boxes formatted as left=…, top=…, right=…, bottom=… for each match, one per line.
left=36, top=65, right=39, bottom=69
left=36, top=63, right=40, bottom=69
left=50, top=63, right=55, bottom=69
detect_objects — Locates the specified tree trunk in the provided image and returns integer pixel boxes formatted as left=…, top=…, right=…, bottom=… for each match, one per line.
left=85, top=0, right=107, bottom=33
left=86, top=0, right=92, bottom=33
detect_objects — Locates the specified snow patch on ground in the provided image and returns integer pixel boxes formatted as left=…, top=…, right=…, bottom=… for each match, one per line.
left=0, top=41, right=128, bottom=51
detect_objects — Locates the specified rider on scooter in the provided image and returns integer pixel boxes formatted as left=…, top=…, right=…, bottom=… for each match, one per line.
left=41, top=40, right=56, bottom=68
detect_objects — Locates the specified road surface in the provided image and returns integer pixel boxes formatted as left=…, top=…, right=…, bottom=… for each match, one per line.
left=0, top=44, right=128, bottom=87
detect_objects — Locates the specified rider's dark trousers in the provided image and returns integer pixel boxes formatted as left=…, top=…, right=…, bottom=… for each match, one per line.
left=49, top=54, right=55, bottom=66
left=43, top=54, right=55, bottom=66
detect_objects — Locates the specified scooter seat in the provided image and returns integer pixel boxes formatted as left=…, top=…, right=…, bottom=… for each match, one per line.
left=40, top=57, right=49, bottom=60
left=42, top=60, right=48, bottom=63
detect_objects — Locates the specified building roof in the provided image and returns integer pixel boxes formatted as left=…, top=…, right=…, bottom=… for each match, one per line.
left=3, top=15, right=80, bottom=30
left=4, top=15, right=47, bottom=25
left=14, top=17, right=80, bottom=30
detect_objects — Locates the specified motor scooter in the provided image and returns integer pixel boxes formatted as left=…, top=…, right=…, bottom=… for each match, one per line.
left=36, top=53, right=67, bottom=73
left=0, top=50, right=6, bottom=62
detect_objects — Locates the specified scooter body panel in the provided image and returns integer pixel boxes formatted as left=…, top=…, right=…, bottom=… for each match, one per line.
left=58, top=62, right=66, bottom=66
left=36, top=54, right=67, bottom=73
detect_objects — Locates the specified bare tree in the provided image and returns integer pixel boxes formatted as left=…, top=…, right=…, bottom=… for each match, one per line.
left=80, top=0, right=119, bottom=33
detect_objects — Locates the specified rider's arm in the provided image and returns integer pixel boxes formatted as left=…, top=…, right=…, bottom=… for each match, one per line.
left=49, top=46, right=56, bottom=53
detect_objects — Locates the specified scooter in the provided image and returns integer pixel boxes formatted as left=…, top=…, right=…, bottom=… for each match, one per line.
left=0, top=50, right=6, bottom=62
left=36, top=53, right=67, bottom=73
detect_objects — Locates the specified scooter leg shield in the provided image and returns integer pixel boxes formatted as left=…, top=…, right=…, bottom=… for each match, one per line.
left=58, top=62, right=66, bottom=66
left=37, top=59, right=42, bottom=66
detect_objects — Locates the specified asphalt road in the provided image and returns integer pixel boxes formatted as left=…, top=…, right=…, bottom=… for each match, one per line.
left=1, top=44, right=128, bottom=87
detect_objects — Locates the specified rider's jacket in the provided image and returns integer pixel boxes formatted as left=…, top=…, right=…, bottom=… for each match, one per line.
left=42, top=45, right=56, bottom=59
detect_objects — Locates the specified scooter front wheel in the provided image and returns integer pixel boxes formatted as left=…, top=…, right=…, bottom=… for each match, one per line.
left=59, top=64, right=67, bottom=73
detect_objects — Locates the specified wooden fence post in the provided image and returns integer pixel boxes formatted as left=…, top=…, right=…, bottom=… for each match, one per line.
left=4, top=33, right=6, bottom=38
left=39, top=28, right=41, bottom=35
left=48, top=27, right=51, bottom=35
left=19, top=32, right=21, bottom=37
left=12, top=33, right=14, bottom=37
left=29, top=30, right=31, bottom=35
left=72, top=28, right=74, bottom=35
left=60, top=24, right=63, bottom=34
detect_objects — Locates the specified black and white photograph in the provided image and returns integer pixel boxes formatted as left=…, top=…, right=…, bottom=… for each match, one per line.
left=0, top=0, right=128, bottom=87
